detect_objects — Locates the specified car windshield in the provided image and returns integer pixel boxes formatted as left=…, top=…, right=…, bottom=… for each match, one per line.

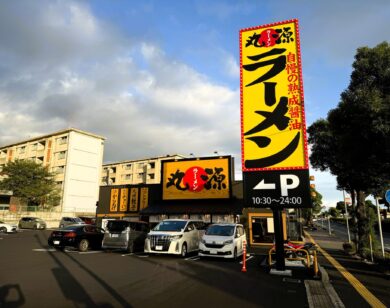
left=106, top=221, right=129, bottom=232
left=34, top=218, right=44, bottom=222
left=72, top=217, right=84, bottom=223
left=153, top=221, right=187, bottom=232
left=205, top=225, right=234, bottom=236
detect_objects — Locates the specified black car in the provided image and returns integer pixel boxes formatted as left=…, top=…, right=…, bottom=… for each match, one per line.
left=48, top=225, right=105, bottom=252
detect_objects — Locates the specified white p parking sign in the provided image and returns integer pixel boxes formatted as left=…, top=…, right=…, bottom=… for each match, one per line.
left=243, top=169, right=312, bottom=208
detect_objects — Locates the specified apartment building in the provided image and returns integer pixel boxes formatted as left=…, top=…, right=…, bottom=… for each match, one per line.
left=101, top=155, right=186, bottom=186
left=0, top=128, right=105, bottom=213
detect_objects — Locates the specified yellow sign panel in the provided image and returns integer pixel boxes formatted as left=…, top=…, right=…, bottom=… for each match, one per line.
left=110, top=188, right=119, bottom=212
left=240, top=19, right=308, bottom=171
left=119, top=188, right=128, bottom=211
left=140, top=187, right=149, bottom=211
left=162, top=157, right=231, bottom=200
left=129, top=188, right=139, bottom=212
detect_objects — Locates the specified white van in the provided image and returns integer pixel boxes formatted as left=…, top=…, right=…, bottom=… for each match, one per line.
left=144, top=219, right=205, bottom=257
left=199, top=223, right=246, bottom=259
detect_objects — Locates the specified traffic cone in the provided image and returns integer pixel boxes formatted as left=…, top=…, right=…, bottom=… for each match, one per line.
left=241, top=240, right=247, bottom=272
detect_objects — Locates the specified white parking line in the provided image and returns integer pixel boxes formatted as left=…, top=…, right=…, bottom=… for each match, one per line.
left=185, top=256, right=200, bottom=261
left=33, top=248, right=57, bottom=252
left=239, top=256, right=254, bottom=264
left=121, top=253, right=134, bottom=256
left=78, top=251, right=103, bottom=254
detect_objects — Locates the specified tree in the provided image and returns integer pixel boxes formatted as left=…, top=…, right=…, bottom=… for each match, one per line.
left=328, top=207, right=340, bottom=218
left=302, top=187, right=323, bottom=224
left=308, top=42, right=390, bottom=254
left=0, top=160, right=60, bottom=208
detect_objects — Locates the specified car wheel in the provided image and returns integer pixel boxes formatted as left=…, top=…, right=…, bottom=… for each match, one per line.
left=18, top=224, right=22, bottom=229
left=233, top=247, right=238, bottom=260
left=126, top=242, right=134, bottom=253
left=181, top=243, right=187, bottom=258
left=78, top=239, right=89, bottom=252
left=0, top=227, right=7, bottom=233
left=33, top=224, right=38, bottom=230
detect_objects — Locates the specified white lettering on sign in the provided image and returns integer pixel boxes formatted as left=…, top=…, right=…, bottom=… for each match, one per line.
left=253, top=179, right=276, bottom=190
left=280, top=174, right=299, bottom=196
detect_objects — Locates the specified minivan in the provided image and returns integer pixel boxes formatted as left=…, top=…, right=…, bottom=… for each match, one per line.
left=199, top=223, right=246, bottom=259
left=144, top=219, right=206, bottom=257
left=102, top=220, right=149, bottom=253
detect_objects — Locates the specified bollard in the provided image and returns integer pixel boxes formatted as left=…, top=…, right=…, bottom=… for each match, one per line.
left=241, top=239, right=247, bottom=272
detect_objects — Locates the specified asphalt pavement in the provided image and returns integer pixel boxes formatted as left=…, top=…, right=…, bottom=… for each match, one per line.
left=305, top=226, right=389, bottom=308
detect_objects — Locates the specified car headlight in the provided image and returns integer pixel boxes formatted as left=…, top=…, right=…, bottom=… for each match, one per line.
left=224, top=239, right=233, bottom=245
left=171, top=235, right=182, bottom=240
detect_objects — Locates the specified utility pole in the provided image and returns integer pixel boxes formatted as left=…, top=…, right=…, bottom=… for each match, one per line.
left=343, top=190, right=351, bottom=243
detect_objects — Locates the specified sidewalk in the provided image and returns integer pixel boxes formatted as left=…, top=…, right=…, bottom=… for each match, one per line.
left=247, top=234, right=345, bottom=308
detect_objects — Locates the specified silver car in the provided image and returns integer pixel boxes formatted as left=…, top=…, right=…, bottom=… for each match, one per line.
left=59, top=217, right=86, bottom=228
left=18, top=217, right=47, bottom=230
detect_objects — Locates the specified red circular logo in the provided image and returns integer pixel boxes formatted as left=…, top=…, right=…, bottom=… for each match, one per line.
left=258, top=29, right=278, bottom=47
left=182, top=166, right=208, bottom=192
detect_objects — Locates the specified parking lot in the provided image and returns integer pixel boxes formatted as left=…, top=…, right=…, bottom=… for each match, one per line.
left=0, top=229, right=309, bottom=308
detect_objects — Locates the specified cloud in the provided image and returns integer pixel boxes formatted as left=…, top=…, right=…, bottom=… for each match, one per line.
left=0, top=0, right=240, bottom=172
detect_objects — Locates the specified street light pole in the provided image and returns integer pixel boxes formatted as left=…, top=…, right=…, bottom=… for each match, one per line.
left=375, top=197, right=385, bottom=258
left=343, top=190, right=351, bottom=243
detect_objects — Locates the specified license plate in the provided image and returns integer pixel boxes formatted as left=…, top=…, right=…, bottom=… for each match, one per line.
left=155, top=245, right=163, bottom=251
left=210, top=250, right=217, bottom=255
left=54, top=241, right=60, bottom=245
left=111, top=234, right=118, bottom=238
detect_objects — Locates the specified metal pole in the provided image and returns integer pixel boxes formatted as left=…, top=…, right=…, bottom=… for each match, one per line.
left=328, top=216, right=331, bottom=235
left=273, top=209, right=285, bottom=271
left=375, top=197, right=385, bottom=258
left=369, top=234, right=374, bottom=263
left=343, top=190, right=351, bottom=243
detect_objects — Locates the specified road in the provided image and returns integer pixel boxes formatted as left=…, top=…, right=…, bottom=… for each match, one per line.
left=315, top=219, right=390, bottom=251
left=0, top=229, right=308, bottom=308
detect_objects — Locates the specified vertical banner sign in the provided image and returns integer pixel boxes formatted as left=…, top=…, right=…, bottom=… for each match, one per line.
left=129, top=188, right=139, bottom=212
left=139, top=187, right=149, bottom=211
left=110, top=188, right=119, bottom=212
left=240, top=19, right=308, bottom=171
left=240, top=19, right=311, bottom=209
left=119, top=188, right=129, bottom=212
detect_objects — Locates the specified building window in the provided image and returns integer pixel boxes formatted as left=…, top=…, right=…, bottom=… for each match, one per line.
left=31, top=143, right=38, bottom=151
left=138, top=173, right=144, bottom=179
left=18, top=146, right=26, bottom=154
left=57, top=151, right=66, bottom=160
left=147, top=173, right=155, bottom=180
left=122, top=174, right=132, bottom=181
left=55, top=166, right=65, bottom=174
left=124, top=164, right=132, bottom=170
left=57, top=136, right=68, bottom=145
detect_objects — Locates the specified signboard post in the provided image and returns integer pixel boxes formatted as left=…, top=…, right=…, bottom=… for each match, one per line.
left=240, top=19, right=310, bottom=272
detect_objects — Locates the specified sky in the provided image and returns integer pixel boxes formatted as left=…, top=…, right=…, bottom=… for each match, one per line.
left=0, top=0, right=389, bottom=208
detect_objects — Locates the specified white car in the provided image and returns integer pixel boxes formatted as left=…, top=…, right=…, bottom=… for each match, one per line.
left=199, top=223, right=246, bottom=259
left=144, top=219, right=205, bottom=257
left=0, top=220, right=18, bottom=233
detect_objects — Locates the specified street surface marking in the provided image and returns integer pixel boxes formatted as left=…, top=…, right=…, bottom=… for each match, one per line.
left=33, top=248, right=57, bottom=252
left=79, top=251, right=103, bottom=254
left=121, top=253, right=134, bottom=256
left=185, top=256, right=200, bottom=261
left=239, top=256, right=254, bottom=264
left=305, top=232, right=386, bottom=308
